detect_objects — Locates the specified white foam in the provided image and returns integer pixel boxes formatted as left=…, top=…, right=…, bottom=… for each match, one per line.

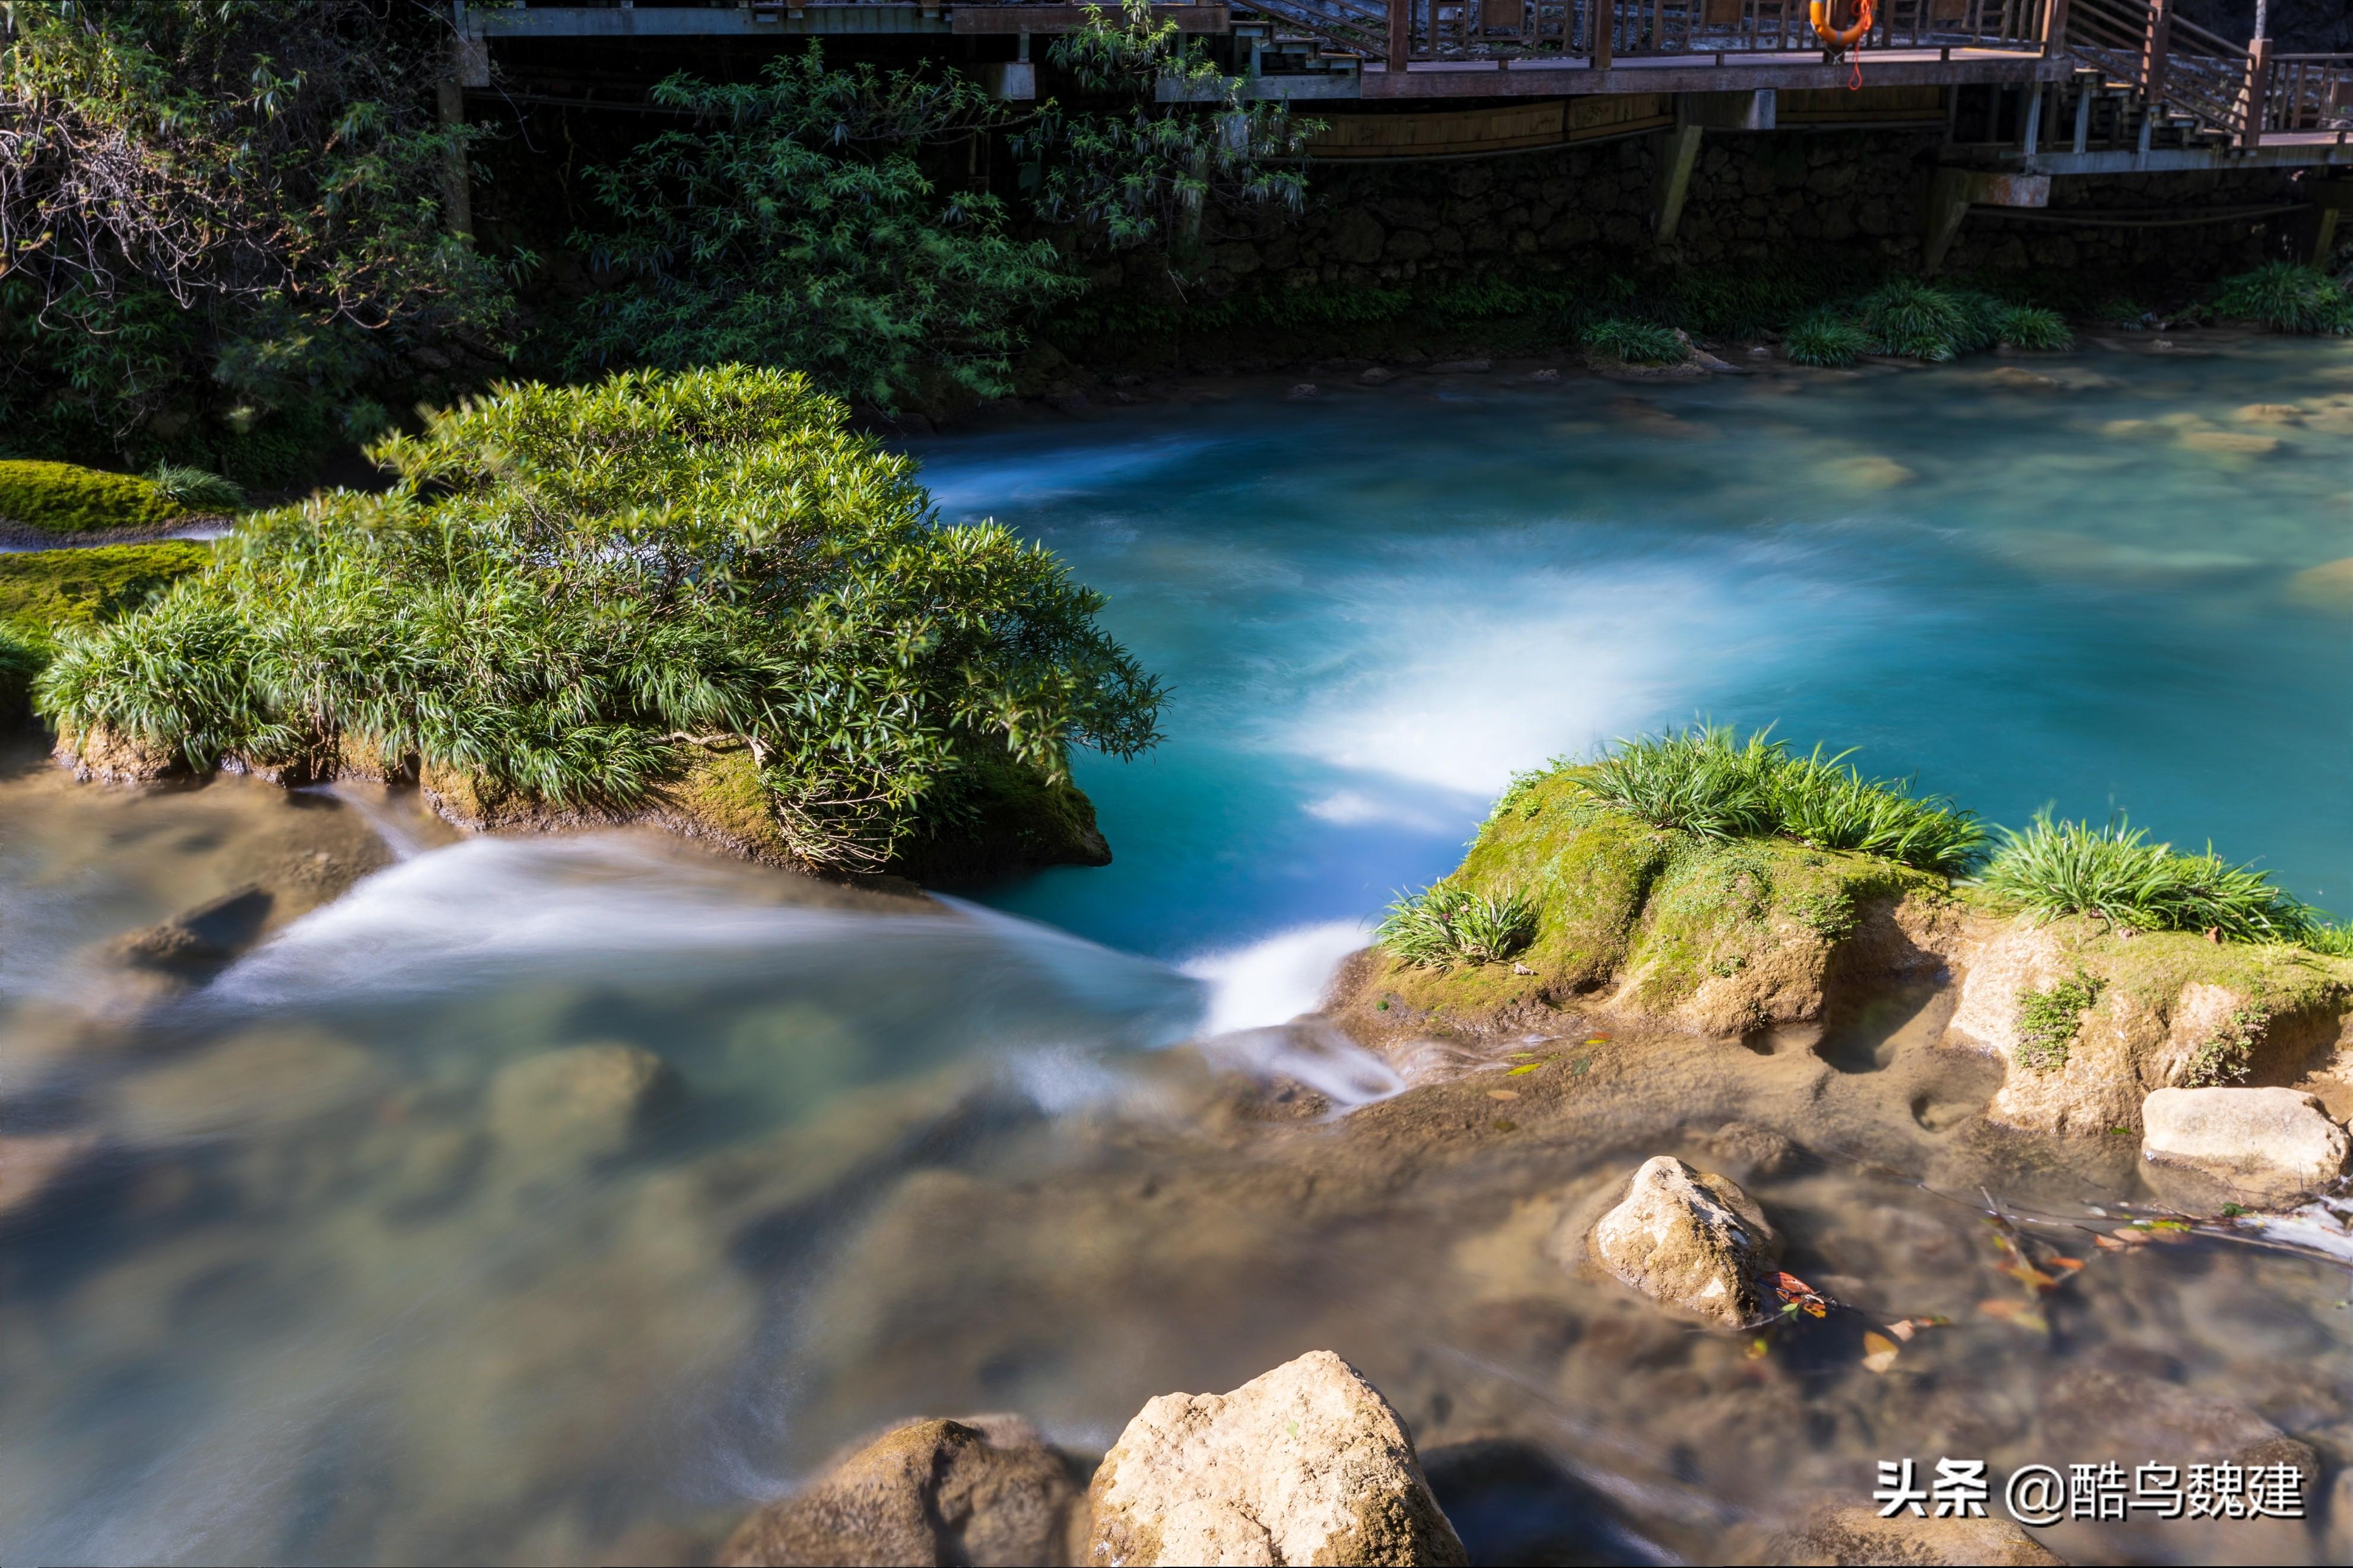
left=1180, top=919, right=1370, bottom=1036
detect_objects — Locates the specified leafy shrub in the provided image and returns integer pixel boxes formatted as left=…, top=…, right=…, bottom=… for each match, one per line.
left=1856, top=282, right=2000, bottom=362
left=1995, top=304, right=2072, bottom=352
left=1784, top=311, right=1870, bottom=367
left=2014, top=972, right=2102, bottom=1073
left=2184, top=1007, right=2259, bottom=1087
left=1377, top=882, right=1538, bottom=968
left=143, top=464, right=244, bottom=514
left=0, top=460, right=179, bottom=533
left=2211, top=263, right=2353, bottom=335
left=2095, top=297, right=2150, bottom=330
left=1583, top=317, right=1687, bottom=365
left=37, top=367, right=1163, bottom=872
left=1576, top=724, right=1983, bottom=873
left=569, top=49, right=1078, bottom=408
left=1978, top=813, right=2317, bottom=942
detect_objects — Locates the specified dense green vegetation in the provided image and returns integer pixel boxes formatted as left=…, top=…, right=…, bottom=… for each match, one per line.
left=0, top=461, right=180, bottom=533
left=2014, top=971, right=2103, bottom=1073
left=2209, top=263, right=2353, bottom=335
left=1376, top=883, right=1538, bottom=969
left=0, top=0, right=515, bottom=472
left=1977, top=813, right=2325, bottom=944
left=36, top=368, right=1158, bottom=871
left=1582, top=318, right=1687, bottom=366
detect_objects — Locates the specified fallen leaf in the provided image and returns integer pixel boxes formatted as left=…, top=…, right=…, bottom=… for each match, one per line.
left=1571, top=1058, right=1593, bottom=1075
left=1584, top=1036, right=1608, bottom=1044
left=1976, top=1299, right=2050, bottom=1331
left=1996, top=1262, right=2059, bottom=1293
left=1885, top=1319, right=1916, bottom=1342
left=1745, top=1335, right=1769, bottom=1360
left=1506, top=1064, right=1540, bottom=1076
left=2046, top=1256, right=2084, bottom=1273
left=1486, top=1089, right=1520, bottom=1101
left=2092, top=1233, right=2132, bottom=1251
left=1861, top=1331, right=1900, bottom=1373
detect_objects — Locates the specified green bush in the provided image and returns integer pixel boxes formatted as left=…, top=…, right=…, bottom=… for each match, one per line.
left=1978, top=813, right=2318, bottom=943
left=37, top=366, right=1162, bottom=872
left=1784, top=310, right=1871, bottom=367
left=1583, top=317, right=1687, bottom=365
left=2014, top=971, right=2102, bottom=1073
left=1377, top=882, right=1538, bottom=969
left=1856, top=281, right=2000, bottom=362
left=1575, top=724, right=1984, bottom=874
left=143, top=463, right=244, bottom=513
left=1994, top=304, right=2073, bottom=352
left=0, top=460, right=180, bottom=533
left=2211, top=263, right=2353, bottom=335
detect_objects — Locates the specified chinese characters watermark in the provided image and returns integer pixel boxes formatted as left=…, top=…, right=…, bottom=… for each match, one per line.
left=1872, top=1458, right=2304, bottom=1526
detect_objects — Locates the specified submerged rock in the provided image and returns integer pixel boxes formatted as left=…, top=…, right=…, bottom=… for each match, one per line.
left=486, top=1042, right=679, bottom=1168
left=1771, top=1505, right=2063, bottom=1566
left=1583, top=1155, right=1778, bottom=1328
left=1086, top=1349, right=1466, bottom=1567
left=2141, top=1086, right=2349, bottom=1209
left=717, top=1414, right=1085, bottom=1568
left=106, top=885, right=275, bottom=982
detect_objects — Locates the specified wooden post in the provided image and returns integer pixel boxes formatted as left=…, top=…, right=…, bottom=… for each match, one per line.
left=1655, top=119, right=1704, bottom=242
left=2142, top=0, right=2171, bottom=106
left=1388, top=0, right=1410, bottom=66
left=2241, top=36, right=2272, bottom=149
left=1593, top=0, right=1614, bottom=69
left=2041, top=0, right=2069, bottom=56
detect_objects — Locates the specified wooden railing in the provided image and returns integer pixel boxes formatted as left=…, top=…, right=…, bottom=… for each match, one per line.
left=1237, top=0, right=2049, bottom=62
left=2063, top=0, right=2353, bottom=145
left=2256, top=51, right=2353, bottom=141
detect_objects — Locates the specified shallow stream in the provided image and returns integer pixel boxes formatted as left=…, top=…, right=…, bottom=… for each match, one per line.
left=2, top=341, right=2349, bottom=1564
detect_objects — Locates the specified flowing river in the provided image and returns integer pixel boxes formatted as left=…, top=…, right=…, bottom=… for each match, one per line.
left=1, top=339, right=2348, bottom=1564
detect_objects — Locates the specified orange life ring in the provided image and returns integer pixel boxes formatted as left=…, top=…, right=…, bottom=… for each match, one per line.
left=1809, top=0, right=1875, bottom=49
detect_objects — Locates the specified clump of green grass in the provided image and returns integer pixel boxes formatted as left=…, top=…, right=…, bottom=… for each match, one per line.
left=1978, top=813, right=2317, bottom=942
left=1783, top=310, right=1870, bottom=367
left=1855, top=281, right=2000, bottom=362
left=1583, top=317, right=1687, bottom=365
left=2095, top=297, right=2149, bottom=330
left=2211, top=263, right=2353, bottom=335
left=2303, top=922, right=2353, bottom=958
left=2014, top=971, right=2102, bottom=1073
left=142, top=463, right=244, bottom=513
left=1377, top=882, right=1538, bottom=969
left=0, top=460, right=180, bottom=533
left=1575, top=724, right=1984, bottom=874
left=1994, top=304, right=2072, bottom=352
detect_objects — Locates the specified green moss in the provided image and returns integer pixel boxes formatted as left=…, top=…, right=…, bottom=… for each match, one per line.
left=0, top=460, right=182, bottom=533
left=2015, top=971, right=2102, bottom=1073
left=0, top=543, right=213, bottom=642
left=888, top=749, right=1112, bottom=885
left=1367, top=764, right=1940, bottom=1021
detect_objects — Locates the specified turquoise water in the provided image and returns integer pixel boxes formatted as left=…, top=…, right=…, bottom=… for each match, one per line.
left=2, top=342, right=2349, bottom=1566
left=921, top=342, right=2353, bottom=955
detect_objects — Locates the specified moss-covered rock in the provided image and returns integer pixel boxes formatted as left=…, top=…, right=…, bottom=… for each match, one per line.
left=887, top=750, right=1113, bottom=885
left=0, top=460, right=182, bottom=534
left=0, top=542, right=213, bottom=718
left=1338, top=767, right=1947, bottom=1037
left=1944, top=914, right=2353, bottom=1136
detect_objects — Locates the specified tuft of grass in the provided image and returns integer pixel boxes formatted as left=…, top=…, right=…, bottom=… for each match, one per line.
left=1576, top=724, right=1983, bottom=874
left=1977, top=813, right=2317, bottom=943
left=2014, top=971, right=2102, bottom=1073
left=2095, top=297, right=2149, bottom=330
left=2211, top=263, right=2353, bottom=335
left=1783, top=311, right=1870, bottom=367
left=1583, top=317, right=1687, bottom=365
left=1855, top=281, right=2000, bottom=362
left=1377, top=882, right=1538, bottom=969
left=2303, top=921, right=2353, bottom=958
left=0, top=460, right=181, bottom=533
left=1995, top=304, right=2072, bottom=352
left=142, top=463, right=244, bottom=513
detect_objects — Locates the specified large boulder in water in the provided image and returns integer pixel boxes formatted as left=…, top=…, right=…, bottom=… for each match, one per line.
left=716, top=1414, right=1085, bottom=1567
left=1084, top=1349, right=1466, bottom=1567
left=2140, top=1085, right=2349, bottom=1209
left=1583, top=1155, right=1779, bottom=1328
left=486, top=1042, right=679, bottom=1168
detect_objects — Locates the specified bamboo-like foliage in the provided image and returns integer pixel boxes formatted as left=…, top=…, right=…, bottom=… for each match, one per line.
left=37, top=365, right=1163, bottom=871
left=1377, top=882, right=1538, bottom=969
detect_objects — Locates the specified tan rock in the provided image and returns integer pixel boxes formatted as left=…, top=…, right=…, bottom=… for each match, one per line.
left=2177, top=428, right=2280, bottom=457
left=1772, top=1505, right=2065, bottom=1565
left=2141, top=1086, right=2349, bottom=1208
left=485, top=1042, right=679, bottom=1168
left=1085, top=1350, right=1466, bottom=1567
left=2233, top=402, right=2305, bottom=425
left=54, top=720, right=181, bottom=784
left=719, top=1415, right=1085, bottom=1568
left=2289, top=556, right=2353, bottom=608
left=1827, top=454, right=1916, bottom=489
left=1583, top=1155, right=1779, bottom=1328
left=0, top=1130, right=105, bottom=1229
